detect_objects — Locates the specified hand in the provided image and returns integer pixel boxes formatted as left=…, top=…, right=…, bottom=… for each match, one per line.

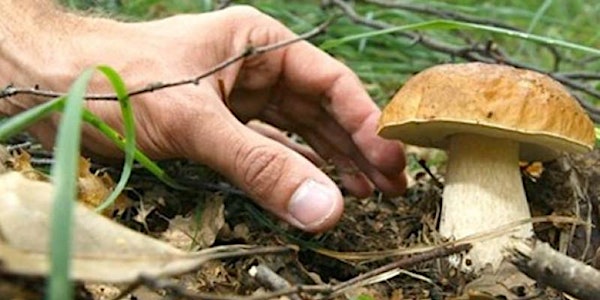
left=5, top=6, right=407, bottom=232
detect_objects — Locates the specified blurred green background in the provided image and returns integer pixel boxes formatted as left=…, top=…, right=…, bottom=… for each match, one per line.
left=60, top=0, right=600, bottom=107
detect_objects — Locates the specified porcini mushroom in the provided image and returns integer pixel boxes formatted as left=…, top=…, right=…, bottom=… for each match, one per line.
left=378, top=63, right=595, bottom=271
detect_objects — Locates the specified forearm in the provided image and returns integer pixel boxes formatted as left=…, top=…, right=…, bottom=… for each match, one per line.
left=1, top=1, right=67, bottom=85
left=0, top=0, right=62, bottom=38
left=0, top=0, right=123, bottom=115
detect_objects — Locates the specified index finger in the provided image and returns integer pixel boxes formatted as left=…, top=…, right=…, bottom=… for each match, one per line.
left=281, top=40, right=405, bottom=176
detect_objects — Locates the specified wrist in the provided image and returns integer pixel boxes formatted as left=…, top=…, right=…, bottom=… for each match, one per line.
left=0, top=5, right=130, bottom=113
left=0, top=7, right=85, bottom=113
left=1, top=2, right=70, bottom=85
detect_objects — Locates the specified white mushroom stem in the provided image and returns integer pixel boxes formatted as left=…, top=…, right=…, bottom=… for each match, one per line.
left=440, top=133, right=533, bottom=271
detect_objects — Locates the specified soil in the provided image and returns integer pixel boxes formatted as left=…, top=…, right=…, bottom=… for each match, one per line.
left=2, top=145, right=600, bottom=300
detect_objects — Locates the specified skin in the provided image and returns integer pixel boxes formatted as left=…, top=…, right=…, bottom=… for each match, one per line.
left=0, top=1, right=407, bottom=232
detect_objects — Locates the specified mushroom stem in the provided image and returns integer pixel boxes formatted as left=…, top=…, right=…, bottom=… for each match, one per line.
left=440, top=133, right=533, bottom=271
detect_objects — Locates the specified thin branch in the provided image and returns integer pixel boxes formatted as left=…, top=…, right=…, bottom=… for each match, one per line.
left=361, top=0, right=566, bottom=70
left=557, top=71, right=600, bottom=80
left=113, top=245, right=300, bottom=300
left=216, top=0, right=233, bottom=10
left=248, top=264, right=302, bottom=300
left=417, top=158, right=443, bottom=189
left=0, top=20, right=331, bottom=101
left=329, top=243, right=471, bottom=296
left=135, top=277, right=333, bottom=300
left=361, top=0, right=520, bottom=31
left=120, top=242, right=469, bottom=300
left=508, top=239, right=600, bottom=300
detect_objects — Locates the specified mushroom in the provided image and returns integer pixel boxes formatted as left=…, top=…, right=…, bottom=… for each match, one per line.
left=378, top=62, right=595, bottom=271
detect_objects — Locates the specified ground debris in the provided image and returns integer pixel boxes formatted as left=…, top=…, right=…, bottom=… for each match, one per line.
left=2, top=145, right=600, bottom=299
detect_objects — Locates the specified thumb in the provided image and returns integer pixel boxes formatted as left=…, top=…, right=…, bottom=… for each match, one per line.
left=185, top=108, right=344, bottom=232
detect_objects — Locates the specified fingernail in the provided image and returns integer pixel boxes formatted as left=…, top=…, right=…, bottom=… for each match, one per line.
left=288, top=179, right=337, bottom=229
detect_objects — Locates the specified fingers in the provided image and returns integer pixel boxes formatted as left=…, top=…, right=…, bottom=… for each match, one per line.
left=246, top=123, right=380, bottom=198
left=221, top=10, right=408, bottom=194
left=246, top=120, right=324, bottom=166
left=280, top=46, right=406, bottom=176
left=260, top=96, right=406, bottom=197
left=180, top=101, right=344, bottom=232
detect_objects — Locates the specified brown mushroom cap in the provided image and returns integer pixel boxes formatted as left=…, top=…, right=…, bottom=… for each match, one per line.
left=378, top=62, right=595, bottom=161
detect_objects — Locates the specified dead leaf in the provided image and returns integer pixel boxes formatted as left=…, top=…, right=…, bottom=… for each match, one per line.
left=77, top=157, right=131, bottom=216
left=0, top=145, right=11, bottom=174
left=463, top=261, right=535, bottom=299
left=161, top=215, right=196, bottom=250
left=10, top=150, right=47, bottom=181
left=9, top=152, right=131, bottom=216
left=161, top=195, right=225, bottom=250
left=0, top=172, right=267, bottom=283
left=196, top=195, right=225, bottom=249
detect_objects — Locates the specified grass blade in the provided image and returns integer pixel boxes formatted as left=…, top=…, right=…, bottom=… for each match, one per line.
left=81, top=109, right=186, bottom=190
left=320, top=19, right=600, bottom=56
left=93, top=66, right=136, bottom=212
left=516, top=0, right=553, bottom=54
left=47, top=68, right=94, bottom=300
left=0, top=97, right=65, bottom=141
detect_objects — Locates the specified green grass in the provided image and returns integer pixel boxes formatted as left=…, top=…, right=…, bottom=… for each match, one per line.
left=47, top=69, right=92, bottom=300
left=0, top=66, right=177, bottom=299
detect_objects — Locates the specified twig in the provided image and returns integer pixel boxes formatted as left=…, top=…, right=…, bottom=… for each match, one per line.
left=115, top=242, right=469, bottom=300
left=248, top=264, right=302, bottom=300
left=507, top=239, right=600, bottom=300
left=417, top=159, right=443, bottom=189
left=0, top=20, right=331, bottom=101
left=216, top=0, right=233, bottom=10
left=134, top=276, right=333, bottom=300
left=5, top=141, right=33, bottom=151
left=362, top=0, right=520, bottom=31
left=557, top=71, right=600, bottom=80
left=113, top=245, right=301, bottom=300
left=330, top=243, right=471, bottom=295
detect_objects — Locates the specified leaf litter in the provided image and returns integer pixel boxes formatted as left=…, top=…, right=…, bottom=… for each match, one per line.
left=0, top=146, right=599, bottom=299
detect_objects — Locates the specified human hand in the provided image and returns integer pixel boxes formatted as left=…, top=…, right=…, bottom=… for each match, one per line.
left=3, top=6, right=406, bottom=232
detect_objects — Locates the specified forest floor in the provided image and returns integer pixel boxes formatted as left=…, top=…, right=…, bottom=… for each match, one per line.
left=4, top=144, right=598, bottom=299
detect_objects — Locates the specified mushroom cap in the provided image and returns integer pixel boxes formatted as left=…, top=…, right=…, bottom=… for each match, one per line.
left=378, top=63, right=595, bottom=161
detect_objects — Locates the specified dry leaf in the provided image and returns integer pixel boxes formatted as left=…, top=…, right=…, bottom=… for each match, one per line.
left=161, top=215, right=196, bottom=250
left=161, top=195, right=225, bottom=250
left=10, top=150, right=47, bottom=181
left=9, top=152, right=131, bottom=216
left=77, top=157, right=131, bottom=216
left=520, top=161, right=544, bottom=179
left=0, top=172, right=236, bottom=283
left=196, top=195, right=225, bottom=249
left=0, top=145, right=11, bottom=174
left=463, top=261, right=535, bottom=299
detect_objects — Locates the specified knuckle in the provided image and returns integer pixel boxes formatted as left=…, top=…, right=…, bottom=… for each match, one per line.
left=222, top=5, right=288, bottom=43
left=221, top=5, right=264, bottom=20
left=234, top=144, right=288, bottom=198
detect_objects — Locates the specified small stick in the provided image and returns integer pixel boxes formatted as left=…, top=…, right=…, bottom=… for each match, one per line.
left=417, top=158, right=443, bottom=189
left=507, top=239, right=600, bottom=300
left=332, top=243, right=471, bottom=295
left=249, top=264, right=302, bottom=300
